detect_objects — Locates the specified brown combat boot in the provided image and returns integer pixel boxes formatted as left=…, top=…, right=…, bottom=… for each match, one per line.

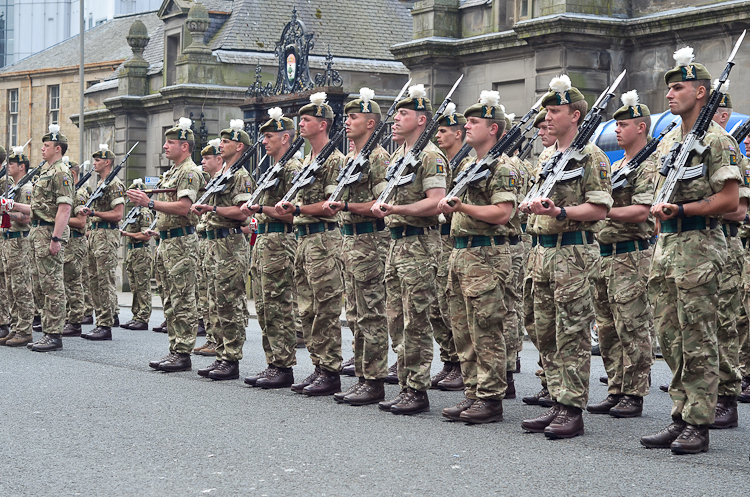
left=196, top=341, right=217, bottom=356
left=291, top=366, right=321, bottom=393
left=149, top=353, right=175, bottom=369
left=670, top=424, right=709, bottom=454
left=158, top=353, right=191, bottom=372
left=609, top=395, right=643, bottom=418
left=442, top=398, right=475, bottom=421
left=640, top=419, right=686, bottom=448
left=0, top=330, right=14, bottom=345
left=522, top=387, right=551, bottom=406
left=256, top=367, right=294, bottom=389
left=62, top=323, right=82, bottom=337
left=385, top=362, right=399, bottom=384
left=208, top=360, right=240, bottom=381
left=345, top=379, right=385, bottom=406
left=340, top=357, right=356, bottom=377
left=437, top=363, right=464, bottom=391
left=505, top=372, right=516, bottom=399
left=431, top=362, right=454, bottom=388
left=5, top=333, right=32, bottom=347
left=739, top=383, right=750, bottom=403
left=521, top=403, right=561, bottom=433
left=587, top=394, right=623, bottom=414
left=709, top=396, right=738, bottom=429
left=459, top=398, right=503, bottom=424
left=303, top=369, right=341, bottom=396
left=31, top=333, right=62, bottom=352
left=244, top=365, right=272, bottom=386
left=335, top=377, right=364, bottom=403
left=379, top=390, right=406, bottom=412
left=390, top=388, right=429, bottom=415
left=198, top=360, right=222, bottom=378
left=544, top=405, right=584, bottom=439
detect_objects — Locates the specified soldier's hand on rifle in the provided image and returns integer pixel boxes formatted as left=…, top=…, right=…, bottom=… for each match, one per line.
left=370, top=202, right=391, bottom=218
left=127, top=189, right=149, bottom=207
left=438, top=196, right=461, bottom=214
left=275, top=200, right=294, bottom=215
left=144, top=229, right=158, bottom=238
left=651, top=202, right=679, bottom=221
left=239, top=202, right=259, bottom=217
left=322, top=201, right=344, bottom=217
left=191, top=204, right=211, bottom=215
left=519, top=200, right=532, bottom=214
left=529, top=197, right=557, bottom=217
left=80, top=207, right=94, bottom=216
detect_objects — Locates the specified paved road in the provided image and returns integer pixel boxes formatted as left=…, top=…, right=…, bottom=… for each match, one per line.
left=1, top=309, right=748, bottom=496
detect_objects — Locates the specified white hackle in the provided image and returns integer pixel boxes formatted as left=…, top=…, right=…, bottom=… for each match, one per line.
left=49, top=124, right=60, bottom=134
left=178, top=117, right=192, bottom=130
left=230, top=119, right=244, bottom=132
left=408, top=84, right=426, bottom=99
left=268, top=107, right=283, bottom=121
left=359, top=87, right=375, bottom=103
left=549, top=75, right=572, bottom=94
left=294, top=149, right=303, bottom=160
left=208, top=138, right=221, bottom=149
left=479, top=90, right=500, bottom=108
left=621, top=90, right=639, bottom=108
left=444, top=102, right=456, bottom=116
left=99, top=143, right=109, bottom=152
left=62, top=156, right=70, bottom=164
left=673, top=47, right=695, bottom=67
left=12, top=146, right=24, bottom=155
left=132, top=178, right=143, bottom=186
left=713, top=79, right=730, bottom=93
left=310, top=92, right=327, bottom=106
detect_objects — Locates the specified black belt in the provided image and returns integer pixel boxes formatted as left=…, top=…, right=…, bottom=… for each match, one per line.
left=440, top=224, right=451, bottom=236
left=159, top=226, right=196, bottom=239
left=206, top=227, right=243, bottom=240
left=128, top=242, right=146, bottom=249
left=722, top=223, right=739, bottom=238
left=31, top=220, right=54, bottom=227
left=91, top=222, right=118, bottom=230
left=390, top=225, right=438, bottom=240
left=3, top=230, right=30, bottom=240
left=296, top=222, right=338, bottom=238
left=258, top=222, right=294, bottom=234
left=454, top=235, right=520, bottom=249
left=341, top=219, right=385, bottom=236
left=599, top=239, right=649, bottom=257
left=661, top=216, right=718, bottom=233
left=537, top=231, right=594, bottom=248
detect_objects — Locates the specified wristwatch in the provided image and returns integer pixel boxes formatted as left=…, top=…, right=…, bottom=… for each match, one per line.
left=148, top=199, right=155, bottom=209
left=556, top=206, right=567, bottom=221
left=51, top=236, right=61, bottom=243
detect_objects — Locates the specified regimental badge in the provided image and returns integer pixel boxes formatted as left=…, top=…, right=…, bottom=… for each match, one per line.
left=316, top=106, right=323, bottom=117
left=63, top=176, right=70, bottom=186
left=484, top=106, right=494, bottom=119
left=276, top=121, right=284, bottom=131
left=600, top=162, right=608, bottom=179
left=558, top=92, right=569, bottom=105
left=232, top=130, right=240, bottom=141
left=731, top=153, right=738, bottom=165
left=361, top=101, right=371, bottom=113
left=744, top=174, right=750, bottom=187
left=246, top=181, right=252, bottom=193
left=26, top=193, right=31, bottom=202
left=509, top=171, right=516, bottom=187
left=436, top=157, right=444, bottom=174
left=720, top=95, right=727, bottom=107
left=188, top=172, right=194, bottom=184
left=631, top=105, right=641, bottom=118
left=179, top=129, right=188, bottom=140
left=384, top=160, right=390, bottom=166
left=416, top=98, right=425, bottom=110
left=683, top=65, right=696, bottom=80
left=447, top=115, right=457, bottom=125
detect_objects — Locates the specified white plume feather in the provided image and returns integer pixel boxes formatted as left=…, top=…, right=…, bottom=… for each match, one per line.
left=620, top=90, right=639, bottom=108
left=99, top=143, right=109, bottom=152
left=62, top=156, right=70, bottom=164
left=133, top=178, right=143, bottom=186
left=12, top=146, right=24, bottom=155
left=359, top=87, right=375, bottom=103
left=294, top=149, right=303, bottom=160
left=408, top=84, right=426, bottom=99
left=178, top=117, right=192, bottom=131
left=230, top=119, right=244, bottom=132
left=49, top=124, right=60, bottom=134
left=713, top=79, right=730, bottom=93
left=444, top=102, right=456, bottom=116
left=268, top=107, right=283, bottom=121
left=438, top=213, right=447, bottom=224
left=208, top=138, right=221, bottom=149
left=549, top=75, right=572, bottom=94
left=310, top=92, right=327, bottom=106
left=506, top=113, right=516, bottom=122
left=82, top=160, right=90, bottom=169
left=479, top=90, right=500, bottom=108
left=673, top=47, right=695, bottom=67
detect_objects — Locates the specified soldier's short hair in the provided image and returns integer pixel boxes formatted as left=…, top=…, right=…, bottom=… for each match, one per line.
left=569, top=99, right=588, bottom=126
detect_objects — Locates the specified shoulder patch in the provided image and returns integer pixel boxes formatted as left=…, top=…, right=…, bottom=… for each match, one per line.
left=436, top=157, right=445, bottom=174
left=730, top=153, right=738, bottom=165
left=246, top=180, right=253, bottom=193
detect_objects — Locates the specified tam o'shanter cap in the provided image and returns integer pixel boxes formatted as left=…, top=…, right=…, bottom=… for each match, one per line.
left=464, top=91, right=505, bottom=120
left=664, top=47, right=712, bottom=85
left=8, top=145, right=29, bottom=164
left=221, top=119, right=252, bottom=146
left=533, top=108, right=547, bottom=128
left=259, top=107, right=296, bottom=133
left=299, top=92, right=335, bottom=119
left=92, top=143, right=116, bottom=160
left=613, top=90, right=651, bottom=120
left=712, top=79, right=733, bottom=109
left=62, top=156, right=79, bottom=168
left=504, top=110, right=515, bottom=131
left=42, top=124, right=68, bottom=143
left=344, top=87, right=382, bottom=115
left=395, top=84, right=433, bottom=113
left=129, top=178, right=145, bottom=191
left=165, top=117, right=195, bottom=141
left=541, top=75, right=585, bottom=107
left=201, top=138, right=221, bottom=156
left=436, top=102, right=467, bottom=127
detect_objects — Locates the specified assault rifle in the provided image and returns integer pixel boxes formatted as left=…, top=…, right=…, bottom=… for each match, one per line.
left=611, top=121, right=677, bottom=190
left=518, top=129, right=540, bottom=162
left=523, top=69, right=627, bottom=207
left=75, top=161, right=92, bottom=189
left=84, top=142, right=139, bottom=209
left=654, top=30, right=745, bottom=213
left=446, top=95, right=544, bottom=205
left=730, top=117, right=750, bottom=145
left=450, top=143, right=473, bottom=172
left=246, top=137, right=304, bottom=207
left=327, top=79, right=412, bottom=204
left=194, top=139, right=262, bottom=206
left=279, top=126, right=347, bottom=204
left=376, top=75, right=464, bottom=208
left=7, top=160, right=45, bottom=200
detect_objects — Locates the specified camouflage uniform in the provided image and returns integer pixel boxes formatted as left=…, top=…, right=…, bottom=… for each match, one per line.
left=250, top=157, right=302, bottom=369
left=294, top=149, right=346, bottom=373
left=204, top=166, right=252, bottom=362
left=447, top=154, right=519, bottom=400
left=123, top=206, right=153, bottom=324
left=64, top=185, right=91, bottom=324
left=386, top=141, right=447, bottom=391
left=155, top=156, right=205, bottom=354
left=30, top=158, right=75, bottom=335
left=507, top=154, right=529, bottom=370
left=527, top=141, right=612, bottom=410
left=340, top=145, right=390, bottom=379
left=2, top=181, right=34, bottom=337
left=87, top=176, right=125, bottom=328
left=649, top=120, right=741, bottom=425
left=594, top=154, right=657, bottom=397
left=739, top=156, right=750, bottom=381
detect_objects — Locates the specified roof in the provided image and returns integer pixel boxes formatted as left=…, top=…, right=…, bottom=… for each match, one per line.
left=0, top=11, right=163, bottom=75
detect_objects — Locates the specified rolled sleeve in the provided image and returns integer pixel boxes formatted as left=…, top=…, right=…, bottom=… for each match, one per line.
left=585, top=191, right=614, bottom=210
left=710, top=165, right=742, bottom=193
left=177, top=189, right=197, bottom=202
left=57, top=195, right=74, bottom=206
left=491, top=191, right=517, bottom=206
left=110, top=197, right=126, bottom=208
left=423, top=176, right=446, bottom=190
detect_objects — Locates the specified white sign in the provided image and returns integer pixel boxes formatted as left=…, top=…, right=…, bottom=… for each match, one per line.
left=144, top=176, right=160, bottom=188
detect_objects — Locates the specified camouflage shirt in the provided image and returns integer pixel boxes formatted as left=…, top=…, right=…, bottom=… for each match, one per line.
left=736, top=155, right=750, bottom=238
left=340, top=144, right=389, bottom=225
left=88, top=176, right=125, bottom=224
left=294, top=147, right=346, bottom=226
left=155, top=156, right=205, bottom=231
left=71, top=185, right=91, bottom=234
left=30, top=158, right=75, bottom=223
left=597, top=153, right=657, bottom=244
left=388, top=140, right=448, bottom=228
left=527, top=141, right=613, bottom=235
left=205, top=163, right=253, bottom=230
left=450, top=153, right=520, bottom=238
left=9, top=181, right=32, bottom=232
left=122, top=204, right=153, bottom=235
left=252, top=157, right=302, bottom=225
left=515, top=156, right=534, bottom=226
left=441, top=154, right=469, bottom=230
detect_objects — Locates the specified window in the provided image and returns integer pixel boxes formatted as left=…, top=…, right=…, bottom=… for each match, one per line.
left=8, top=88, right=17, bottom=146
left=48, top=85, right=60, bottom=126
left=517, top=0, right=532, bottom=21
left=165, top=33, right=181, bottom=86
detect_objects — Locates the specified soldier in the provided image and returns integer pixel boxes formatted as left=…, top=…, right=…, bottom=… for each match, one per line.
left=241, top=108, right=301, bottom=389
left=3, top=124, right=74, bottom=351
left=61, top=158, right=91, bottom=337
left=641, top=47, right=741, bottom=454
left=518, top=75, right=612, bottom=439
left=119, top=179, right=154, bottom=331
left=438, top=90, right=518, bottom=423
left=0, top=146, right=35, bottom=347
left=322, top=88, right=391, bottom=405
left=128, top=117, right=206, bottom=372
left=0, top=145, right=10, bottom=338
left=192, top=120, right=252, bottom=381
left=275, top=93, right=345, bottom=396
left=371, top=84, right=447, bottom=415
left=741, top=133, right=750, bottom=404
left=587, top=90, right=656, bottom=418
left=79, top=144, right=125, bottom=340
left=431, top=102, right=466, bottom=391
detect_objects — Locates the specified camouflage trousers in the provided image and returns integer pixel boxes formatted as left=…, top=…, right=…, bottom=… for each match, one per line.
left=0, top=238, right=9, bottom=325
left=507, top=240, right=524, bottom=372
left=594, top=246, right=654, bottom=397
left=531, top=240, right=597, bottom=410
left=81, top=251, right=94, bottom=317
left=32, top=225, right=68, bottom=335
left=125, top=245, right=153, bottom=324
left=87, top=229, right=120, bottom=328
left=447, top=243, right=512, bottom=400
left=432, top=233, right=457, bottom=364
left=342, top=229, right=389, bottom=380
left=196, top=236, right=211, bottom=338
left=740, top=237, right=750, bottom=379
left=207, top=233, right=248, bottom=362
left=2, top=233, right=34, bottom=336
left=716, top=234, right=743, bottom=396
left=30, top=230, right=43, bottom=316
left=385, top=230, right=440, bottom=392
left=63, top=234, right=88, bottom=323
left=295, top=229, right=343, bottom=373
left=523, top=241, right=545, bottom=387
left=648, top=228, right=725, bottom=426
left=251, top=231, right=297, bottom=368
left=156, top=233, right=199, bottom=354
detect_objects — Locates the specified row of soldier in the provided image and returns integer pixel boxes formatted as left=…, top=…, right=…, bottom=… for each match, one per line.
left=1, top=40, right=748, bottom=456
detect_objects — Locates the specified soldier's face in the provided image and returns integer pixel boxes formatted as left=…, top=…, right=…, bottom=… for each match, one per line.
left=744, top=135, right=750, bottom=158
left=299, top=115, right=325, bottom=139
left=435, top=126, right=461, bottom=151
left=537, top=122, right=554, bottom=148
left=464, top=117, right=496, bottom=148
left=345, top=113, right=369, bottom=141
left=615, top=120, right=640, bottom=148
left=7, top=161, right=22, bottom=178
left=393, top=108, right=418, bottom=140
left=93, top=157, right=111, bottom=174
left=163, top=139, right=185, bottom=161
left=391, top=123, right=404, bottom=145
left=545, top=104, right=578, bottom=138
left=220, top=138, right=239, bottom=160
left=666, top=81, right=704, bottom=116
left=41, top=141, right=60, bottom=162
left=201, top=154, right=223, bottom=175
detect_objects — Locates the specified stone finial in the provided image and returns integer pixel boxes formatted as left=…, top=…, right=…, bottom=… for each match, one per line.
left=126, top=20, right=150, bottom=63
left=184, top=2, right=211, bottom=54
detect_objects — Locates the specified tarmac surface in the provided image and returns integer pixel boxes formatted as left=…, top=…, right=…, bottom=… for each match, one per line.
left=1, top=303, right=749, bottom=496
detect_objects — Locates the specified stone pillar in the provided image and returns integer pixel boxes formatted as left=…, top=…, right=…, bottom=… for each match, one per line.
left=118, top=20, right=151, bottom=97
left=410, top=0, right=461, bottom=39
left=175, top=2, right=224, bottom=85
